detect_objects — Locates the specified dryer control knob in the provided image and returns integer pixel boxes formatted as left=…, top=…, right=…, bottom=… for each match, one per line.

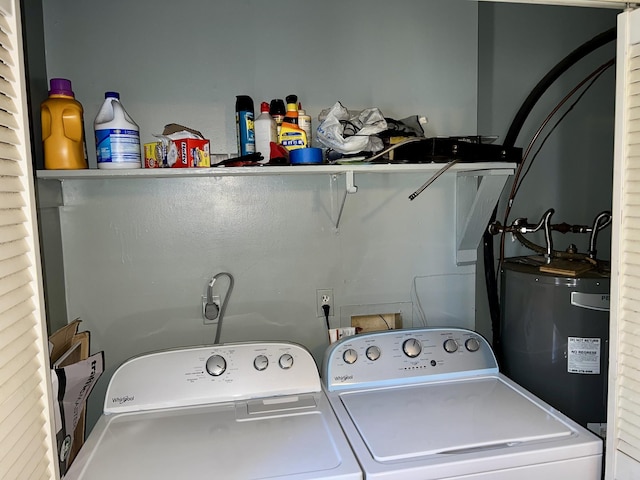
left=443, top=339, right=458, bottom=353
left=366, top=346, right=381, bottom=361
left=465, top=337, right=480, bottom=352
left=254, top=354, right=269, bottom=371
left=403, top=338, right=422, bottom=358
left=279, top=353, right=294, bottom=369
left=205, top=354, right=227, bottom=376
left=343, top=348, right=358, bottom=364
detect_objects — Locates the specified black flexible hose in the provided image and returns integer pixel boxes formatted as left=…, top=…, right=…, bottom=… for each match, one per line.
left=502, top=27, right=616, bottom=149
left=484, top=26, right=616, bottom=366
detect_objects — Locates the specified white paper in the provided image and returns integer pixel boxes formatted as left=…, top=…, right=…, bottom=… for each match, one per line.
left=567, top=337, right=601, bottom=374
left=54, top=351, right=104, bottom=476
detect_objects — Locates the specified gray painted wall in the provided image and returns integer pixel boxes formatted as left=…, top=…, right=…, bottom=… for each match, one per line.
left=42, top=0, right=479, bottom=163
left=34, top=0, right=616, bottom=433
left=38, top=0, right=480, bottom=431
left=476, top=3, right=617, bottom=340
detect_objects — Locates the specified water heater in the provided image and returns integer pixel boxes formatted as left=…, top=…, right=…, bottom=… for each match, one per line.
left=500, top=257, right=610, bottom=432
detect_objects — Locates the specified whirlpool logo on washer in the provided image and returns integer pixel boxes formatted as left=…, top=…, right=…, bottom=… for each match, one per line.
left=111, top=395, right=135, bottom=404
left=334, top=374, right=354, bottom=382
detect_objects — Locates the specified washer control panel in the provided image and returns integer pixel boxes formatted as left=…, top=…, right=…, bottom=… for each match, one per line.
left=105, top=342, right=320, bottom=414
left=322, top=327, right=498, bottom=391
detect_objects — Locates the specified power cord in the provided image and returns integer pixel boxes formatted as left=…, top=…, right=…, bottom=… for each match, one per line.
left=322, top=304, right=331, bottom=330
left=378, top=314, right=392, bottom=330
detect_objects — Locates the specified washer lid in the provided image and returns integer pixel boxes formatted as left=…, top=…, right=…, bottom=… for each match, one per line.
left=67, top=394, right=361, bottom=480
left=340, top=376, right=573, bottom=462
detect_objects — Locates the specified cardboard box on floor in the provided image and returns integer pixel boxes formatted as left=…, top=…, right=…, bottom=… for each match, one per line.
left=49, top=319, right=104, bottom=477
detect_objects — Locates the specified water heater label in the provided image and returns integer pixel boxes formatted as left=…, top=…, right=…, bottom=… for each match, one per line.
left=567, top=337, right=601, bottom=374
left=570, top=292, right=610, bottom=311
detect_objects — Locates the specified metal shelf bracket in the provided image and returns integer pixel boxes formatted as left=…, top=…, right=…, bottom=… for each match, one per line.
left=334, top=170, right=358, bottom=230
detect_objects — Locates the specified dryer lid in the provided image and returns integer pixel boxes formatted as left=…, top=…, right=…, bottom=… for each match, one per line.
left=340, top=376, right=574, bottom=462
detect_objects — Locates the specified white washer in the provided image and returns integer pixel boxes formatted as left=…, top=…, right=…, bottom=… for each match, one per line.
left=321, top=327, right=603, bottom=480
left=66, top=342, right=362, bottom=480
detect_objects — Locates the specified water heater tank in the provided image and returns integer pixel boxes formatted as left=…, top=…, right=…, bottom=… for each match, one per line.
left=500, top=257, right=610, bottom=430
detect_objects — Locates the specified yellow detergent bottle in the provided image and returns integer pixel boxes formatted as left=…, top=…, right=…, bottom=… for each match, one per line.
left=278, top=94, right=307, bottom=151
left=41, top=78, right=88, bottom=169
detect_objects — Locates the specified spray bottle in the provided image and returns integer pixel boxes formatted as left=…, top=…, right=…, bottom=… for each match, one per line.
left=235, top=95, right=255, bottom=156
left=269, top=98, right=286, bottom=137
left=254, top=102, right=277, bottom=163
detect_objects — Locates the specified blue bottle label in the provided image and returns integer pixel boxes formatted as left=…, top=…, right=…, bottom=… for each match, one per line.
left=236, top=111, right=255, bottom=156
left=96, top=128, right=141, bottom=163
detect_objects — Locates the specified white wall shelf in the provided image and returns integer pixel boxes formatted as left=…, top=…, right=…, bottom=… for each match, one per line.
left=36, top=162, right=515, bottom=179
left=36, top=162, right=516, bottom=266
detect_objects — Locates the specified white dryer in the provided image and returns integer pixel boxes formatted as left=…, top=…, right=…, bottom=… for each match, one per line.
left=321, top=327, right=603, bottom=480
left=66, top=341, right=362, bottom=480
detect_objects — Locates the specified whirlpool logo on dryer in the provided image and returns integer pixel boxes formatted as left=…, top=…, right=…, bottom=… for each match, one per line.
left=334, top=374, right=353, bottom=383
left=111, top=395, right=135, bottom=404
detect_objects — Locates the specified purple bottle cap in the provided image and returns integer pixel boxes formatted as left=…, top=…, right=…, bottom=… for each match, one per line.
left=49, top=78, right=74, bottom=97
left=105, top=91, right=120, bottom=99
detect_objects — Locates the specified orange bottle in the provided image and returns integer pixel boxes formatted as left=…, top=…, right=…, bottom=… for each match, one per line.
left=278, top=94, right=307, bottom=151
left=41, top=78, right=88, bottom=169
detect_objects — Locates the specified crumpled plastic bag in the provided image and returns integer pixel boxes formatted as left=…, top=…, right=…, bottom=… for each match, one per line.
left=316, top=102, right=387, bottom=154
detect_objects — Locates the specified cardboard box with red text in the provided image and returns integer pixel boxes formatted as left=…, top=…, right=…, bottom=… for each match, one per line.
left=144, top=139, right=210, bottom=168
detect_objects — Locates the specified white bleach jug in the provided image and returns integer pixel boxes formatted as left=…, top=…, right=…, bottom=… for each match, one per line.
left=95, top=91, right=141, bottom=169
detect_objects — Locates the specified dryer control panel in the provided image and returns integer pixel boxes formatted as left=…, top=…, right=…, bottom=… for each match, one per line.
left=104, top=342, right=321, bottom=414
left=322, top=327, right=498, bottom=391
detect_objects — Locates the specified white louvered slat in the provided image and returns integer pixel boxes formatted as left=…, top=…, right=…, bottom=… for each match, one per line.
left=0, top=224, right=25, bottom=244
left=0, top=124, right=20, bottom=145
left=0, top=45, right=12, bottom=68
left=0, top=379, right=41, bottom=445
left=625, top=167, right=640, bottom=181
left=0, top=0, right=56, bottom=478
left=0, top=208, right=26, bottom=227
left=0, top=109, right=19, bottom=129
left=0, top=160, right=20, bottom=179
left=0, top=255, right=30, bottom=284
left=0, top=92, right=18, bottom=114
left=0, top=191, right=25, bottom=209
left=0, top=143, right=22, bottom=161
left=0, top=299, right=33, bottom=332
left=0, top=238, right=27, bottom=263
left=622, top=251, right=640, bottom=266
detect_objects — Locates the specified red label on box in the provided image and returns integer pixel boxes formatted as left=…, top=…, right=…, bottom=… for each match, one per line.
left=168, top=139, right=210, bottom=168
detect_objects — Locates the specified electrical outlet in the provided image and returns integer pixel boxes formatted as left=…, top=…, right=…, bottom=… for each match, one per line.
left=202, top=295, right=221, bottom=325
left=316, top=289, right=334, bottom=318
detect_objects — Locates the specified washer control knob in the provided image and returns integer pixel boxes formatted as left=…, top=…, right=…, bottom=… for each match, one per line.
left=254, top=354, right=269, bottom=371
left=443, top=339, right=459, bottom=353
left=343, top=348, right=358, bottom=364
left=465, top=337, right=481, bottom=352
left=279, top=353, right=294, bottom=369
left=205, top=354, right=227, bottom=376
left=403, top=338, right=422, bottom=358
left=366, top=346, right=381, bottom=361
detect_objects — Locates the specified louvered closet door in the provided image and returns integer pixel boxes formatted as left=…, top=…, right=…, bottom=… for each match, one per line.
left=608, top=7, right=640, bottom=480
left=0, top=0, right=58, bottom=479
